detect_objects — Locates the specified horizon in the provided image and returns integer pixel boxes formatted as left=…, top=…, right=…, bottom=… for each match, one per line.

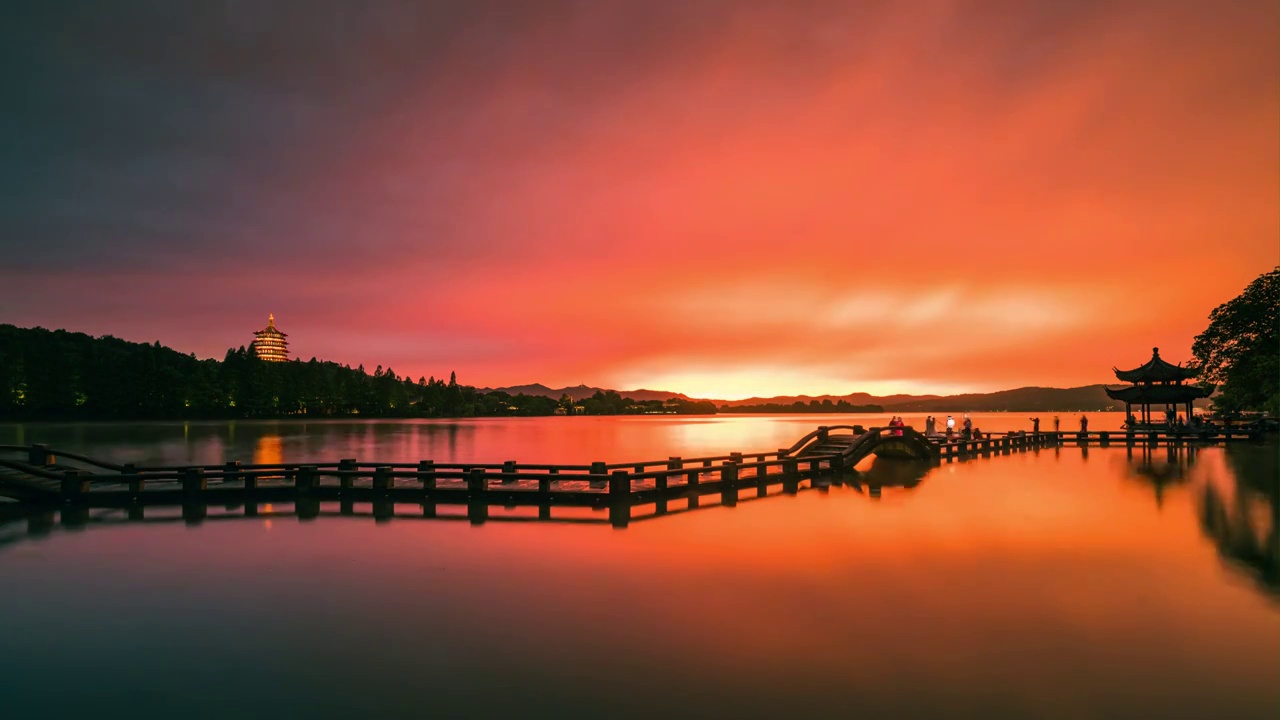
left=1, top=1, right=1275, bottom=399
left=2, top=319, right=1169, bottom=404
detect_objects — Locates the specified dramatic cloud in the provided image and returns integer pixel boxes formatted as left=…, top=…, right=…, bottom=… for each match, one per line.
left=2, top=0, right=1275, bottom=398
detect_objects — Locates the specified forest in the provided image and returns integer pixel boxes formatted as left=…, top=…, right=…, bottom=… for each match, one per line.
left=0, top=325, right=716, bottom=420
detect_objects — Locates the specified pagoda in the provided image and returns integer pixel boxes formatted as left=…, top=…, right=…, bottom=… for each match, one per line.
left=1104, top=347, right=1210, bottom=426
left=252, top=313, right=289, bottom=362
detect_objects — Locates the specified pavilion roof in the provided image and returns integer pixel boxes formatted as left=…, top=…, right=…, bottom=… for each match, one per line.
left=1104, top=384, right=1211, bottom=404
left=1113, top=347, right=1196, bottom=383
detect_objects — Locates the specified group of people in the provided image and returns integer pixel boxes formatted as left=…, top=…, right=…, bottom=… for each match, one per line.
left=1029, top=415, right=1089, bottom=433
left=1124, top=410, right=1211, bottom=432
left=877, top=411, right=1233, bottom=439
left=886, top=416, right=907, bottom=436
left=919, top=414, right=982, bottom=440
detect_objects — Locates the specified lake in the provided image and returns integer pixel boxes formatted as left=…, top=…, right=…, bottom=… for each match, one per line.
left=0, top=414, right=1276, bottom=719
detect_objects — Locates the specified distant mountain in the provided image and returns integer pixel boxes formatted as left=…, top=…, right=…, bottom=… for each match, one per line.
left=717, top=392, right=938, bottom=408
left=480, top=382, right=1210, bottom=412
left=881, top=384, right=1209, bottom=413
left=477, top=384, right=693, bottom=403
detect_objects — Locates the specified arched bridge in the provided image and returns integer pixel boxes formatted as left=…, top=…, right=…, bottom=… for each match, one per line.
left=787, top=425, right=939, bottom=464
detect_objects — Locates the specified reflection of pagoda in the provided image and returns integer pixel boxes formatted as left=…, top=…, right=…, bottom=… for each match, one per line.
left=1104, top=347, right=1211, bottom=425
left=252, top=314, right=289, bottom=362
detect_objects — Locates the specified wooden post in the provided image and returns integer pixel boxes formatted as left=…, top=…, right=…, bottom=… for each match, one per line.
left=808, top=459, right=821, bottom=476
left=467, top=468, right=487, bottom=525
left=417, top=460, right=435, bottom=489
left=297, top=497, right=320, bottom=521
left=296, top=465, right=316, bottom=494
left=338, top=458, right=356, bottom=493
left=373, top=465, right=393, bottom=492
left=609, top=470, right=630, bottom=528
left=660, top=458, right=680, bottom=514
left=817, top=426, right=830, bottom=443
left=590, top=461, right=607, bottom=489
left=539, top=468, right=556, bottom=520
left=687, top=463, right=701, bottom=508
left=61, top=469, right=88, bottom=502
left=1099, top=431, right=1110, bottom=446
left=123, top=463, right=144, bottom=496
left=756, top=462, right=768, bottom=497
left=373, top=499, right=394, bottom=522
left=182, top=468, right=206, bottom=497
left=502, top=460, right=517, bottom=484
left=222, top=460, right=241, bottom=486
left=28, top=444, right=53, bottom=467
left=720, top=461, right=738, bottom=507
left=783, top=458, right=799, bottom=494
left=182, top=502, right=207, bottom=525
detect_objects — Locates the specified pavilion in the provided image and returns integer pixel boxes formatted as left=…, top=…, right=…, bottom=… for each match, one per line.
left=1105, top=347, right=1211, bottom=427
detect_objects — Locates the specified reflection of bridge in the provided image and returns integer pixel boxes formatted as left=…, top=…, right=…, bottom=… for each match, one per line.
left=0, top=425, right=1263, bottom=529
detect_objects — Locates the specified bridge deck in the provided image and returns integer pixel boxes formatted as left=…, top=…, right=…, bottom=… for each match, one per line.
left=0, top=426, right=1267, bottom=528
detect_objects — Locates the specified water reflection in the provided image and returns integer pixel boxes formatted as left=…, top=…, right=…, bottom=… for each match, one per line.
left=1122, top=444, right=1196, bottom=508
left=849, top=458, right=932, bottom=499
left=254, top=435, right=283, bottom=465
left=1, top=437, right=1277, bottom=718
left=1198, top=445, right=1279, bottom=601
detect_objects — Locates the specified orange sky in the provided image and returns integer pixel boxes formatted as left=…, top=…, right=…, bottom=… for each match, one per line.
left=2, top=1, right=1276, bottom=399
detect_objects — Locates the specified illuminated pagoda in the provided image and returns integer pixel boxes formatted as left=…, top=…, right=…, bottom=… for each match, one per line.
left=252, top=313, right=289, bottom=362
left=1104, top=347, right=1210, bottom=426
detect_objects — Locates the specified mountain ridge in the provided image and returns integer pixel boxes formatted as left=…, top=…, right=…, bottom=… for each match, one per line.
left=478, top=382, right=1211, bottom=412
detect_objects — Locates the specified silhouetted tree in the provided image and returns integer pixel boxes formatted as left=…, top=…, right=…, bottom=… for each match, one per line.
left=1192, top=267, right=1279, bottom=415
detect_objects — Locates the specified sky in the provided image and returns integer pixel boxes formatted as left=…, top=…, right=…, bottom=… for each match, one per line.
left=1, top=0, right=1276, bottom=400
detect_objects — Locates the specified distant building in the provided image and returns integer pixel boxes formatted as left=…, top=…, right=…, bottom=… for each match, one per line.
left=252, top=313, right=289, bottom=362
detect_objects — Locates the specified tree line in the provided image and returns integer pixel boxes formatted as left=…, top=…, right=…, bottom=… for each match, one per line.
left=0, top=325, right=716, bottom=420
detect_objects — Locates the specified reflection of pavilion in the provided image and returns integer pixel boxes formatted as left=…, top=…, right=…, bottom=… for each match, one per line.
left=1123, top=443, right=1195, bottom=508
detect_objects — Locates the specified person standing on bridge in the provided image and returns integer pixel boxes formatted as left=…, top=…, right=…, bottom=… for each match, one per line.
left=1080, top=415, right=1089, bottom=433
left=1053, top=416, right=1060, bottom=432
left=962, top=415, right=973, bottom=440
left=946, top=415, right=955, bottom=440
left=1030, top=417, right=1040, bottom=434
left=925, top=416, right=936, bottom=436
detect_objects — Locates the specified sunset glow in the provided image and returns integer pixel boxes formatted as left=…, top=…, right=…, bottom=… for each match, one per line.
left=2, top=1, right=1275, bottom=397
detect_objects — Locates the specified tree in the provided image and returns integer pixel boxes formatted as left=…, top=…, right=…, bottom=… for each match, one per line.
left=1192, top=267, right=1279, bottom=416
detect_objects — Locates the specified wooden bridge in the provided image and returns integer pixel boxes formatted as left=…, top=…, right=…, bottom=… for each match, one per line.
left=0, top=424, right=1267, bottom=529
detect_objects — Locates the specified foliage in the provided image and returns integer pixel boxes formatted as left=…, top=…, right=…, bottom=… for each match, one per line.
left=1192, top=267, right=1279, bottom=416
left=0, top=325, right=713, bottom=420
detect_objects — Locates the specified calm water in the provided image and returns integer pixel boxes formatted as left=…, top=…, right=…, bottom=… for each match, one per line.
left=1, top=414, right=1276, bottom=719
